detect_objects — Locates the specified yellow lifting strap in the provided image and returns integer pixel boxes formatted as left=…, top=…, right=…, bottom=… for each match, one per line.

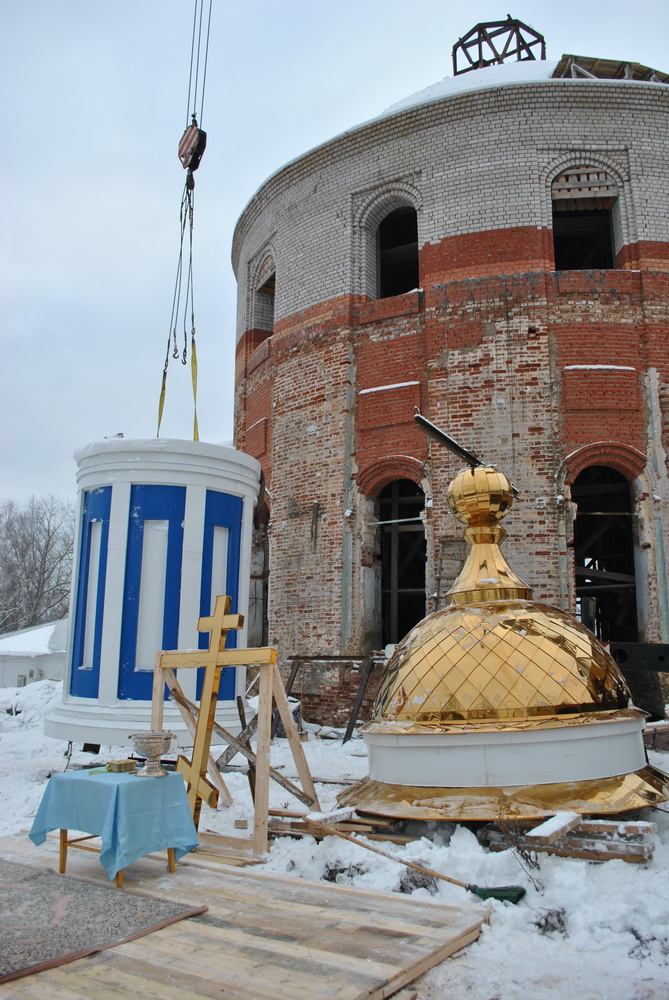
left=156, top=367, right=168, bottom=439
left=191, top=335, right=199, bottom=442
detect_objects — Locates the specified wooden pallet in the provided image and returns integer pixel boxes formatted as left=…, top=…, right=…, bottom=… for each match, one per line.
left=265, top=807, right=419, bottom=845
left=0, top=832, right=485, bottom=1000
left=480, top=811, right=657, bottom=863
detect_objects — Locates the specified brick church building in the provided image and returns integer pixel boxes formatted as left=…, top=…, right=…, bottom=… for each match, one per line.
left=232, top=26, right=669, bottom=719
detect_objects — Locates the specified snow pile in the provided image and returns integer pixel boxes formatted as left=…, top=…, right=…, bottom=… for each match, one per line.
left=1, top=680, right=668, bottom=998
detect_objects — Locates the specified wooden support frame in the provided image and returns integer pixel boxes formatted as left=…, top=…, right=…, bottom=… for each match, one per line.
left=151, top=595, right=321, bottom=857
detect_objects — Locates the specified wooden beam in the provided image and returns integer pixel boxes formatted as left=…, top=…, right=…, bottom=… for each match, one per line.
left=524, top=811, right=581, bottom=845
left=169, top=685, right=314, bottom=807
left=271, top=662, right=320, bottom=811
left=253, top=660, right=273, bottom=855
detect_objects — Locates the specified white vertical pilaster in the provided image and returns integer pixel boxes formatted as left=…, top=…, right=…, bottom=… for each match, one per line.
left=97, top=481, right=131, bottom=705
left=178, top=484, right=207, bottom=700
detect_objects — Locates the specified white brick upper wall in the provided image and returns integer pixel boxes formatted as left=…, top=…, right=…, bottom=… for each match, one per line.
left=232, top=79, right=669, bottom=341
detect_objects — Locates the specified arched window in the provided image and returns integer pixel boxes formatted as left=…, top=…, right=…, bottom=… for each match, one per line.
left=378, top=479, right=426, bottom=645
left=250, top=255, right=276, bottom=347
left=572, top=466, right=637, bottom=640
left=377, top=207, right=419, bottom=298
left=247, top=503, right=270, bottom=647
left=552, top=167, right=618, bottom=269
left=572, top=465, right=664, bottom=719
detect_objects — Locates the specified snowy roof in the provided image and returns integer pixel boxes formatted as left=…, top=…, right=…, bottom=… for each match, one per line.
left=378, top=55, right=668, bottom=120
left=379, top=59, right=560, bottom=118
left=0, top=619, right=68, bottom=655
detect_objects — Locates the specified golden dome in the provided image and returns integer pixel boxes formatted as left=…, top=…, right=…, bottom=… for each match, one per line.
left=369, top=464, right=636, bottom=731
left=370, top=599, right=632, bottom=729
left=343, top=458, right=662, bottom=821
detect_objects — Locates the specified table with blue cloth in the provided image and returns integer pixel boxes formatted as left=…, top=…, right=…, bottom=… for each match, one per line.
left=29, top=770, right=199, bottom=886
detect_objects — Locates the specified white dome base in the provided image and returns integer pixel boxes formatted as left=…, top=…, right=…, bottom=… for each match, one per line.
left=44, top=698, right=241, bottom=749
left=365, top=716, right=646, bottom=788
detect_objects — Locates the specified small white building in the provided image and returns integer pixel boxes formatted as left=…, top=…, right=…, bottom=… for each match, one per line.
left=0, top=619, right=67, bottom=688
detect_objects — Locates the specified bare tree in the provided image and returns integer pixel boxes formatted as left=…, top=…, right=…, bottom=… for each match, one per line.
left=0, top=496, right=75, bottom=634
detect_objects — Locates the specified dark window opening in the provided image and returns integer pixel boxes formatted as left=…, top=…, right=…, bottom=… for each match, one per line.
left=552, top=209, right=614, bottom=269
left=572, top=466, right=637, bottom=643
left=572, top=465, right=665, bottom=719
left=248, top=508, right=269, bottom=647
left=378, top=208, right=418, bottom=298
left=379, top=479, right=426, bottom=645
left=255, top=274, right=276, bottom=334
left=250, top=270, right=276, bottom=352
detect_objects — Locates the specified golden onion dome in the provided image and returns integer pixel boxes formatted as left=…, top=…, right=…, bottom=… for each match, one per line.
left=370, top=598, right=631, bottom=728
left=369, top=465, right=637, bottom=732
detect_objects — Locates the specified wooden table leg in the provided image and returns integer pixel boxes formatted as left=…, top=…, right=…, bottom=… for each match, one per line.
left=167, top=847, right=176, bottom=873
left=59, top=830, right=67, bottom=873
left=115, top=869, right=124, bottom=888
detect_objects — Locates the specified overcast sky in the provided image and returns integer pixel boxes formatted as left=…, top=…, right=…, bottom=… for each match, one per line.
left=2, top=0, right=668, bottom=503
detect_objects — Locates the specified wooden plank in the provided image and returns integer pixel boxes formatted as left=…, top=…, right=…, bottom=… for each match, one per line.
left=188, top=850, right=256, bottom=867
left=271, top=663, right=320, bottom=810
left=150, top=650, right=165, bottom=731
left=117, top=929, right=382, bottom=1000
left=270, top=656, right=302, bottom=739
left=70, top=953, right=229, bottom=1000
left=577, top=820, right=657, bottom=837
left=215, top=714, right=258, bottom=767
left=81, top=951, right=281, bottom=1000
left=170, top=686, right=313, bottom=807
left=1, top=830, right=484, bottom=1000
left=486, top=834, right=652, bottom=863
left=343, top=655, right=375, bottom=744
left=524, top=811, right=581, bottom=845
left=253, top=661, right=273, bottom=855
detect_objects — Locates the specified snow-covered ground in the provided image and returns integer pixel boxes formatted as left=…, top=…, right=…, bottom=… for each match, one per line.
left=2, top=679, right=669, bottom=999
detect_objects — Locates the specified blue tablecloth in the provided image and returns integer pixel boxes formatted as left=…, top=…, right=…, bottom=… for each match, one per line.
left=29, top=770, right=199, bottom=879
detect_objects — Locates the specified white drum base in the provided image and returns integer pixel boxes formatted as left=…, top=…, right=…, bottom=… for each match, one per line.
left=364, top=716, right=646, bottom=787
left=45, top=698, right=241, bottom=749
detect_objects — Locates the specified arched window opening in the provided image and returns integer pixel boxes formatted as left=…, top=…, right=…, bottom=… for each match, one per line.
left=247, top=505, right=269, bottom=647
left=572, top=466, right=637, bottom=641
left=378, top=207, right=418, bottom=298
left=379, top=479, right=426, bottom=645
left=552, top=168, right=618, bottom=270
left=572, top=465, right=664, bottom=719
left=253, top=272, right=275, bottom=341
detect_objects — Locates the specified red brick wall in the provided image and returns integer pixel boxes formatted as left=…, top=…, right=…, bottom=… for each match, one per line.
left=234, top=228, right=669, bottom=668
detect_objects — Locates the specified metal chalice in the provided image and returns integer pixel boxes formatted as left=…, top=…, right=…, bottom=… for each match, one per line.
left=128, top=731, right=175, bottom=777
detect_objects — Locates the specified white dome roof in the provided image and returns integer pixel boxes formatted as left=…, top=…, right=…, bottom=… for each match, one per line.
left=380, top=59, right=560, bottom=118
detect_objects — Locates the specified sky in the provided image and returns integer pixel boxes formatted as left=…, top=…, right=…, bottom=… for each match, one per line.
left=2, top=0, right=669, bottom=503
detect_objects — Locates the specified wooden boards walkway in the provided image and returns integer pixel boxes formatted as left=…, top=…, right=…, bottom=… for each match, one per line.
left=0, top=832, right=485, bottom=1000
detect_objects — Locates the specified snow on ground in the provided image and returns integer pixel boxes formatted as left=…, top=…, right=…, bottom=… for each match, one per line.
left=2, top=679, right=669, bottom=999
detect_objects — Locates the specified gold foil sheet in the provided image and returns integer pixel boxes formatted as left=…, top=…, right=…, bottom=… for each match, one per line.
left=337, top=767, right=669, bottom=822
left=364, top=706, right=644, bottom=736
left=373, top=600, right=631, bottom=724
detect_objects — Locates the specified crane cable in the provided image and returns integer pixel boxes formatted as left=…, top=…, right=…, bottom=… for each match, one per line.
left=157, top=0, right=213, bottom=441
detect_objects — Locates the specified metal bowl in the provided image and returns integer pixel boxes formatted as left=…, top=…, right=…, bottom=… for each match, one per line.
left=128, top=731, right=175, bottom=777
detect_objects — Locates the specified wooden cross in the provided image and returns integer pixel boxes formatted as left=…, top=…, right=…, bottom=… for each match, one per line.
left=151, top=595, right=254, bottom=827
left=151, top=595, right=320, bottom=852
